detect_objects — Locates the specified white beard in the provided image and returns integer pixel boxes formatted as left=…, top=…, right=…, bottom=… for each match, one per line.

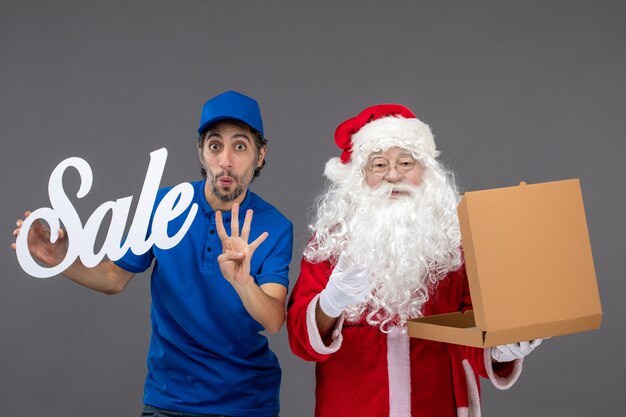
left=305, top=162, right=463, bottom=331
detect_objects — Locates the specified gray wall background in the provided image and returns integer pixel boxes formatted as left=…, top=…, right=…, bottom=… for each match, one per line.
left=1, top=1, right=624, bottom=416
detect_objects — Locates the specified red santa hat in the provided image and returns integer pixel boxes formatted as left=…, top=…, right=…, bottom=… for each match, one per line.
left=324, top=104, right=439, bottom=182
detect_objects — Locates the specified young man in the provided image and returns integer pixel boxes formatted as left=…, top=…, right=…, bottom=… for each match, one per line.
left=13, top=90, right=293, bottom=417
left=287, top=104, right=540, bottom=417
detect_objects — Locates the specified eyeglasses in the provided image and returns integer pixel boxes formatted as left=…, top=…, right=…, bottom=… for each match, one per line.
left=366, top=157, right=419, bottom=176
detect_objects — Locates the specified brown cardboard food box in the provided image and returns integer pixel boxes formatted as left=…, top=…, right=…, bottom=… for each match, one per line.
left=407, top=179, right=602, bottom=347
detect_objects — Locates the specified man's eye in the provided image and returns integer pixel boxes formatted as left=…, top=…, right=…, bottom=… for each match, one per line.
left=235, top=143, right=247, bottom=151
left=399, top=161, right=414, bottom=167
left=208, top=143, right=221, bottom=151
left=373, top=163, right=388, bottom=169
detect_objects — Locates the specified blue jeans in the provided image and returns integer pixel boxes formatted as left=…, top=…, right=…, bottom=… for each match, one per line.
left=141, top=404, right=278, bottom=417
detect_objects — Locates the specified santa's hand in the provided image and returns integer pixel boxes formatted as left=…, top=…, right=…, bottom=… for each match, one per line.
left=491, top=339, right=543, bottom=362
left=319, top=254, right=370, bottom=318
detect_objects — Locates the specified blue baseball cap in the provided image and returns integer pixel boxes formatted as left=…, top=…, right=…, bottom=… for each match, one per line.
left=197, top=90, right=264, bottom=136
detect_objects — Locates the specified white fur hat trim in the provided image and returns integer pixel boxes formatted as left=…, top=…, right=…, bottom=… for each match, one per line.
left=324, top=116, right=439, bottom=182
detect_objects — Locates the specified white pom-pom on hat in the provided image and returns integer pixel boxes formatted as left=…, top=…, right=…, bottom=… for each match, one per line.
left=324, top=157, right=352, bottom=183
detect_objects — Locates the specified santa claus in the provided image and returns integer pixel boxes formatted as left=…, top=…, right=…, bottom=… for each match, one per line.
left=287, top=104, right=541, bottom=417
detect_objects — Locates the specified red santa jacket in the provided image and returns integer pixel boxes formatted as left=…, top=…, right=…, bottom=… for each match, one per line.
left=287, top=257, right=523, bottom=417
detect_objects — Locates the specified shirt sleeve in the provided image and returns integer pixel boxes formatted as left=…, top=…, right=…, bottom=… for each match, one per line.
left=287, top=256, right=342, bottom=362
left=254, top=221, right=293, bottom=288
left=112, top=195, right=159, bottom=274
left=113, top=247, right=154, bottom=273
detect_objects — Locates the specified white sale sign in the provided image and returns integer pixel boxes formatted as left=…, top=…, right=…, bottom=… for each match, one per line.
left=15, top=148, right=198, bottom=278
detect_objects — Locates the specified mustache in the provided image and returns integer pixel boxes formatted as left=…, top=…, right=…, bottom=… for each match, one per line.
left=367, top=182, right=417, bottom=198
left=214, top=171, right=239, bottom=181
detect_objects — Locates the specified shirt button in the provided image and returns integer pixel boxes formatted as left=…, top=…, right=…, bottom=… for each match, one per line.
left=210, top=230, right=215, bottom=235
left=206, top=247, right=211, bottom=252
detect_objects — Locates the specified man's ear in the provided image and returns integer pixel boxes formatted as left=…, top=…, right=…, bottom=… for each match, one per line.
left=257, top=145, right=267, bottom=167
left=198, top=139, right=206, bottom=170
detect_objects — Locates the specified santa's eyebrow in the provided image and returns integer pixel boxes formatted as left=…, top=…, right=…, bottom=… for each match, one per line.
left=368, top=151, right=416, bottom=160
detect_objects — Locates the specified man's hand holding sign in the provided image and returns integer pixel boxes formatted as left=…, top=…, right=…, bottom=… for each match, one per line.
left=12, top=209, right=138, bottom=294
left=13, top=211, right=67, bottom=268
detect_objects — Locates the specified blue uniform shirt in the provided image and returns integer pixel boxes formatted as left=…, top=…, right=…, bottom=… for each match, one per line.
left=115, top=180, right=293, bottom=416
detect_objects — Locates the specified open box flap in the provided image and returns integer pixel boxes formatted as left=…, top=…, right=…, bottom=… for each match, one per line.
left=407, top=309, right=602, bottom=347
